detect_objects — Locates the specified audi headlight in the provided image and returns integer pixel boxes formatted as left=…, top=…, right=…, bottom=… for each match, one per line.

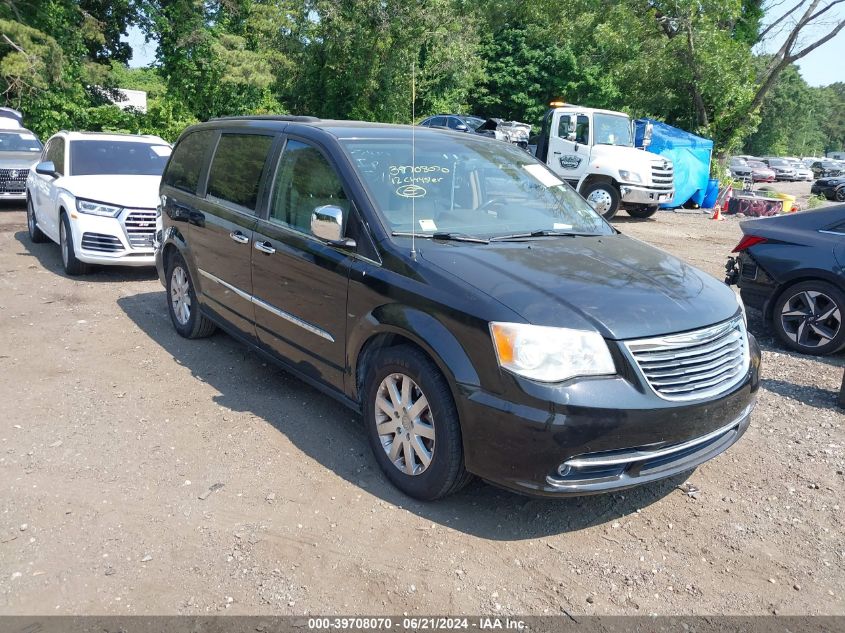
left=76, top=198, right=122, bottom=218
left=490, top=322, right=615, bottom=383
left=618, top=170, right=643, bottom=184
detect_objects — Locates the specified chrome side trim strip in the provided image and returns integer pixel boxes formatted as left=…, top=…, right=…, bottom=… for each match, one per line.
left=198, top=268, right=252, bottom=302
left=563, top=402, right=755, bottom=469
left=251, top=295, right=335, bottom=342
left=197, top=268, right=335, bottom=343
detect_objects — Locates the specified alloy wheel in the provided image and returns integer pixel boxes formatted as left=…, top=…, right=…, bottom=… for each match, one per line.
left=835, top=188, right=845, bottom=202
left=586, top=189, right=613, bottom=215
left=374, top=373, right=435, bottom=476
left=27, top=203, right=35, bottom=234
left=780, top=290, right=842, bottom=349
left=170, top=266, right=192, bottom=326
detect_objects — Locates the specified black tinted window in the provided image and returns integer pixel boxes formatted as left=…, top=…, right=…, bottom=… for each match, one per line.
left=70, top=140, right=171, bottom=176
left=163, top=130, right=216, bottom=194
left=269, top=140, right=349, bottom=234
left=207, top=133, right=274, bottom=211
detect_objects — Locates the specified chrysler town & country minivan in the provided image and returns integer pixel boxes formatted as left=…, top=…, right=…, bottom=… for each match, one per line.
left=155, top=116, right=761, bottom=500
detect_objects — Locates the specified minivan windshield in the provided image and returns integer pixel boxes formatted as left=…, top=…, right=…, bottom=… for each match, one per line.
left=593, top=113, right=633, bottom=147
left=342, top=135, right=612, bottom=239
left=70, top=140, right=172, bottom=176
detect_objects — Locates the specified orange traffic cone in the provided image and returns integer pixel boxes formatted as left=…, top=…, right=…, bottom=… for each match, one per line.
left=711, top=206, right=723, bottom=220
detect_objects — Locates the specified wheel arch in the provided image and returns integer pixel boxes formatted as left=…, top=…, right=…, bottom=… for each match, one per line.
left=578, top=173, right=618, bottom=194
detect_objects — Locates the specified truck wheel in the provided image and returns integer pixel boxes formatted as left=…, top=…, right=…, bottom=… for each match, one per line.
left=582, top=182, right=620, bottom=220
left=626, top=205, right=659, bottom=219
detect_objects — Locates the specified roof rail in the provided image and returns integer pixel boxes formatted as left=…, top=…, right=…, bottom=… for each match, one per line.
left=210, top=115, right=321, bottom=123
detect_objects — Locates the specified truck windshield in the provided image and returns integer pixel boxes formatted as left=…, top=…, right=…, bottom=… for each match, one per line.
left=593, top=114, right=633, bottom=147
left=342, top=135, right=613, bottom=239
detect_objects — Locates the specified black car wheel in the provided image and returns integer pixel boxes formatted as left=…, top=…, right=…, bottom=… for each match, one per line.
left=835, top=187, right=845, bottom=202
left=59, top=213, right=88, bottom=276
left=582, top=182, right=620, bottom=220
left=773, top=281, right=845, bottom=355
left=362, top=345, right=472, bottom=500
left=26, top=197, right=47, bottom=243
left=166, top=252, right=216, bottom=339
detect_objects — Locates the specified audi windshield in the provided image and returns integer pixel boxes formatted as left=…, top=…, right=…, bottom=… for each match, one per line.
left=70, top=140, right=172, bottom=176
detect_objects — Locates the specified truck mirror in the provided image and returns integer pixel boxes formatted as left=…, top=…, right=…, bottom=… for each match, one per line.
left=566, top=132, right=576, bottom=142
left=643, top=122, right=653, bottom=149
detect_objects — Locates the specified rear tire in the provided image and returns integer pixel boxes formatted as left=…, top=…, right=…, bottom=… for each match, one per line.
left=582, top=181, right=620, bottom=220
left=166, top=251, right=216, bottom=339
left=59, top=213, right=88, bottom=276
left=27, top=198, right=47, bottom=243
left=362, top=345, right=472, bottom=500
left=772, top=280, right=845, bottom=356
left=626, top=205, right=659, bottom=219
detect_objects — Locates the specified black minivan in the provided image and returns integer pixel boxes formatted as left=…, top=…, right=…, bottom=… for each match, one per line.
left=155, top=116, right=761, bottom=500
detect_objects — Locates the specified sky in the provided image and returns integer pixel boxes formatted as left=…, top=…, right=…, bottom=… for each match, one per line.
left=125, top=4, right=845, bottom=87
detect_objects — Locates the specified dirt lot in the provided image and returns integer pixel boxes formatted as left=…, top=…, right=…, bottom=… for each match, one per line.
left=1, top=186, right=843, bottom=616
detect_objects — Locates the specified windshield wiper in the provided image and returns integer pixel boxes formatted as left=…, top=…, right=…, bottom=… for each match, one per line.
left=391, top=231, right=489, bottom=243
left=489, top=229, right=599, bottom=241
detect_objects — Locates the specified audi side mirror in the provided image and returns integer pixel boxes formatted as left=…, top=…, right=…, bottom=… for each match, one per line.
left=35, top=161, right=57, bottom=178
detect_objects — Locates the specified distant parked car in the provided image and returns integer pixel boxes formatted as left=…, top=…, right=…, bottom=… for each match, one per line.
left=785, top=159, right=813, bottom=181
left=419, top=114, right=486, bottom=133
left=762, top=158, right=798, bottom=181
left=811, top=160, right=843, bottom=179
left=729, top=157, right=753, bottom=180
left=726, top=205, right=845, bottom=355
left=811, top=176, right=845, bottom=202
left=0, top=127, right=42, bottom=201
left=746, top=160, right=776, bottom=183
left=26, top=131, right=172, bottom=274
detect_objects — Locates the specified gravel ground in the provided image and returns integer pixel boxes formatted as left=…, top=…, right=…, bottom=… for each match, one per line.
left=0, top=189, right=842, bottom=616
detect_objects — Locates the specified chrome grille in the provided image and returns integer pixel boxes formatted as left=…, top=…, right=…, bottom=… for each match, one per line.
left=0, top=168, right=26, bottom=193
left=625, top=317, right=749, bottom=401
left=123, top=210, right=157, bottom=249
left=81, top=232, right=124, bottom=252
left=650, top=160, right=674, bottom=191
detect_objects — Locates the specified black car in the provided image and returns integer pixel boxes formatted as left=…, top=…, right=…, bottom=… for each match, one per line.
left=418, top=114, right=485, bottom=133
left=811, top=176, right=845, bottom=202
left=726, top=206, right=845, bottom=355
left=156, top=116, right=760, bottom=500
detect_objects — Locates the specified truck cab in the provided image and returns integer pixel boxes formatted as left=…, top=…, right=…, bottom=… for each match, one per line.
left=535, top=104, right=674, bottom=219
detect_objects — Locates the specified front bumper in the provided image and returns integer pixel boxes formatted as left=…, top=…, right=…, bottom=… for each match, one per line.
left=619, top=184, right=674, bottom=206
left=457, top=334, right=761, bottom=497
left=71, top=208, right=157, bottom=267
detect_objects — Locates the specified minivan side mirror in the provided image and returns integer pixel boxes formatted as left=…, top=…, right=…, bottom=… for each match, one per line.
left=312, top=205, right=356, bottom=248
left=35, top=161, right=57, bottom=178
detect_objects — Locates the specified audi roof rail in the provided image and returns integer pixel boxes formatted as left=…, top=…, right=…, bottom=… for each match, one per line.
left=210, top=115, right=321, bottom=123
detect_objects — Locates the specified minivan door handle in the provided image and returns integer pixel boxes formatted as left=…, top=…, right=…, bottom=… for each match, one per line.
left=254, top=241, right=276, bottom=255
left=229, top=231, right=250, bottom=244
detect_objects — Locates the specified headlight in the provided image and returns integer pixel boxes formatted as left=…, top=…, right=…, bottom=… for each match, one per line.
left=76, top=198, right=122, bottom=218
left=489, top=322, right=616, bottom=382
left=618, top=170, right=642, bottom=184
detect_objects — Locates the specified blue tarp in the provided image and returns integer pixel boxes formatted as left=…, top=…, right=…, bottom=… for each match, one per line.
left=634, top=119, right=713, bottom=208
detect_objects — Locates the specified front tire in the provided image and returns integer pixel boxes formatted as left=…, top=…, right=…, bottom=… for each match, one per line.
left=27, top=198, right=47, bottom=243
left=582, top=181, right=620, bottom=220
left=835, top=188, right=845, bottom=202
left=362, top=345, right=472, bottom=500
left=59, top=213, right=88, bottom=275
left=772, top=280, right=845, bottom=355
left=626, top=205, right=659, bottom=219
left=166, top=252, right=216, bottom=339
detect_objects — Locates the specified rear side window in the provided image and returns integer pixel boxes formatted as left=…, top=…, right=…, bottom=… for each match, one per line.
left=163, top=130, right=216, bottom=194
left=206, top=133, right=274, bottom=211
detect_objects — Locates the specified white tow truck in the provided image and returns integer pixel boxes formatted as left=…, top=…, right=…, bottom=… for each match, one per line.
left=534, top=102, right=674, bottom=219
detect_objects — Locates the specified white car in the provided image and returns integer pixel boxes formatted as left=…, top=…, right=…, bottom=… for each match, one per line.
left=25, top=131, right=171, bottom=275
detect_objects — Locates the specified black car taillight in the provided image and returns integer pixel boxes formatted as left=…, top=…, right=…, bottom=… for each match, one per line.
left=732, top=235, right=768, bottom=253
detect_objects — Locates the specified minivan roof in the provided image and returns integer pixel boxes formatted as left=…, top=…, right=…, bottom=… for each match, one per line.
left=192, top=116, right=485, bottom=142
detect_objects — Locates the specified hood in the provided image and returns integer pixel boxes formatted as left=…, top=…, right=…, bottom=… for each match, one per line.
left=419, top=234, right=738, bottom=340
left=0, top=151, right=39, bottom=169
left=590, top=144, right=663, bottom=171
left=58, top=174, right=161, bottom=209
